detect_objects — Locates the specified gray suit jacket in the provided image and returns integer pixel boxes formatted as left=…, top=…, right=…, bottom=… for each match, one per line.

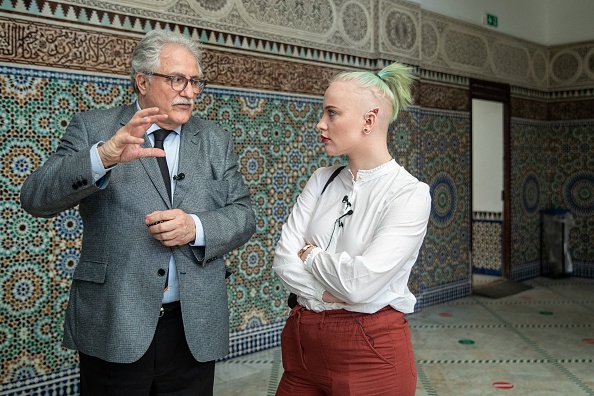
left=20, top=104, right=256, bottom=363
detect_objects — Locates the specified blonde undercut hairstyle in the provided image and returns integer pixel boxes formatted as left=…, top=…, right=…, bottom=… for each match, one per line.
left=331, top=62, right=414, bottom=122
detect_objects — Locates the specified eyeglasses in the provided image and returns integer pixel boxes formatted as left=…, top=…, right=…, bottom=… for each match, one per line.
left=143, top=72, right=207, bottom=94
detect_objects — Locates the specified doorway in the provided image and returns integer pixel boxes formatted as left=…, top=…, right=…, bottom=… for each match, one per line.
left=469, top=79, right=511, bottom=286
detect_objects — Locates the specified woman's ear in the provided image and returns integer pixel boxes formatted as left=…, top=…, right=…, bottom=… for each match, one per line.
left=364, top=108, right=378, bottom=128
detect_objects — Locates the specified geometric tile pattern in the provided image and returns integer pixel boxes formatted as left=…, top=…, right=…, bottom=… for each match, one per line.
left=418, top=109, right=471, bottom=289
left=212, top=276, right=594, bottom=396
left=472, top=219, right=502, bottom=275
left=1, top=1, right=593, bottom=393
left=511, top=118, right=594, bottom=279
left=0, top=65, right=333, bottom=387
left=0, top=65, right=437, bottom=392
left=510, top=119, right=548, bottom=278
left=549, top=121, right=594, bottom=277
left=412, top=276, right=594, bottom=395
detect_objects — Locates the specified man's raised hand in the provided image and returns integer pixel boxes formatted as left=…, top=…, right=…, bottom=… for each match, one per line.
left=98, top=107, right=169, bottom=167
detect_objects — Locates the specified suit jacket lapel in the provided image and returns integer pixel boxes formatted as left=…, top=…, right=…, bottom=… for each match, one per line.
left=173, top=118, right=201, bottom=208
left=119, top=106, right=171, bottom=207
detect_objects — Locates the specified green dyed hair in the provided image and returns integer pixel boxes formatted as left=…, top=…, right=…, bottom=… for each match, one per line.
left=331, top=62, right=414, bottom=122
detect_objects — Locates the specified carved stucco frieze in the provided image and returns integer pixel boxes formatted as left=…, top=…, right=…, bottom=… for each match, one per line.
left=2, top=0, right=593, bottom=94
left=202, top=49, right=338, bottom=94
left=237, top=0, right=335, bottom=38
left=418, top=82, right=469, bottom=111
left=59, top=0, right=377, bottom=53
left=339, top=0, right=372, bottom=47
left=549, top=43, right=594, bottom=90
left=0, top=18, right=134, bottom=73
left=420, top=11, right=556, bottom=91
left=0, top=17, right=337, bottom=96
left=491, top=40, right=530, bottom=80
left=421, top=20, right=438, bottom=61
left=442, top=27, right=489, bottom=71
left=531, top=50, right=548, bottom=84
left=379, top=0, right=420, bottom=60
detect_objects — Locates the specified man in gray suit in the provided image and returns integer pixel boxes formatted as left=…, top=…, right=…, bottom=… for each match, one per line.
left=20, top=30, right=256, bottom=395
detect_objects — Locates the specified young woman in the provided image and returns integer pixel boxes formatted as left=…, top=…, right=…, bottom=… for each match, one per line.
left=273, top=62, right=431, bottom=396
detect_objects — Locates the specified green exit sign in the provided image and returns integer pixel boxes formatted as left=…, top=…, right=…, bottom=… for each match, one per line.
left=486, top=13, right=498, bottom=27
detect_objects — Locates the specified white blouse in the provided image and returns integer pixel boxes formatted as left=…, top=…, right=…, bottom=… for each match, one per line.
left=273, top=159, right=431, bottom=314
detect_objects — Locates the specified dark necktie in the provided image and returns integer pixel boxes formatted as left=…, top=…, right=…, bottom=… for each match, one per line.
left=152, top=129, right=172, bottom=292
left=152, top=129, right=172, bottom=201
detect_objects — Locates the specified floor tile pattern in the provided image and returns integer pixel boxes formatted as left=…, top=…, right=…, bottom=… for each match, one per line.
left=214, top=276, right=594, bottom=395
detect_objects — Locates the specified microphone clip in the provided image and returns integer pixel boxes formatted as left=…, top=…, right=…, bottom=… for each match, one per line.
left=337, top=209, right=354, bottom=228
left=342, top=195, right=352, bottom=208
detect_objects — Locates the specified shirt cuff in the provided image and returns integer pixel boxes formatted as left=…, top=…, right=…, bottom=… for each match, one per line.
left=189, top=214, right=205, bottom=246
left=90, top=142, right=114, bottom=183
left=303, top=246, right=322, bottom=272
left=314, top=283, right=326, bottom=302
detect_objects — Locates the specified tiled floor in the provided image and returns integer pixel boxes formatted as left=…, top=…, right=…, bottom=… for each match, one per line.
left=213, top=276, right=594, bottom=395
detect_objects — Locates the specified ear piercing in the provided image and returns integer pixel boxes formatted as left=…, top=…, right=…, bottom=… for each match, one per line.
left=363, top=108, right=378, bottom=135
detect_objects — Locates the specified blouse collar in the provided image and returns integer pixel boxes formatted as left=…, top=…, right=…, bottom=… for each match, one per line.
left=349, top=159, right=398, bottom=182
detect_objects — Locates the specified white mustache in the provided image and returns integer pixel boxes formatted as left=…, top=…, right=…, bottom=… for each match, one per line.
left=172, top=98, right=194, bottom=105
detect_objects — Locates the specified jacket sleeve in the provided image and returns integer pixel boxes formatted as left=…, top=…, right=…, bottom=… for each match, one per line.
left=20, top=112, right=108, bottom=218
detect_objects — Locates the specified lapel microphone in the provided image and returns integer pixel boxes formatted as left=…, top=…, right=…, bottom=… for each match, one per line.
left=342, top=195, right=351, bottom=206
left=326, top=196, right=354, bottom=249
left=337, top=209, right=354, bottom=227
left=173, top=173, right=185, bottom=181
left=338, top=195, right=353, bottom=227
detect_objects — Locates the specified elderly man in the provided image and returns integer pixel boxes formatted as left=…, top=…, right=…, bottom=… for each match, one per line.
left=21, top=30, right=255, bottom=395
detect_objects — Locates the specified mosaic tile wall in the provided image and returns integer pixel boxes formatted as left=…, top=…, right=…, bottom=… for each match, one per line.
left=510, top=118, right=594, bottom=280
left=472, top=211, right=503, bottom=276
left=1, top=0, right=593, bottom=393
left=543, top=120, right=594, bottom=277
left=472, top=219, right=503, bottom=276
left=2, top=65, right=459, bottom=392
left=418, top=109, right=470, bottom=291
left=0, top=65, right=325, bottom=382
left=510, top=119, right=548, bottom=279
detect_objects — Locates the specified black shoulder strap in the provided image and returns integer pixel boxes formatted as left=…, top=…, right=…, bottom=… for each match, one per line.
left=321, top=165, right=346, bottom=196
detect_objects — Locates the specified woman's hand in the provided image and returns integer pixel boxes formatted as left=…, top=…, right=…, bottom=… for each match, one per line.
left=297, top=244, right=316, bottom=261
left=296, top=245, right=345, bottom=304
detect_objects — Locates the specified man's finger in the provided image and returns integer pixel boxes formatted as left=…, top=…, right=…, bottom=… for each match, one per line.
left=138, top=147, right=166, bottom=158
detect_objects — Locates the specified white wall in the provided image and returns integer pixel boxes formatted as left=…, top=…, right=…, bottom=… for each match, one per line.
left=411, top=0, right=594, bottom=46
left=472, top=99, right=504, bottom=213
left=542, top=0, right=594, bottom=45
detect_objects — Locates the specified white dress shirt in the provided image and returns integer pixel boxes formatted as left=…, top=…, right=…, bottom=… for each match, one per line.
left=273, top=159, right=431, bottom=314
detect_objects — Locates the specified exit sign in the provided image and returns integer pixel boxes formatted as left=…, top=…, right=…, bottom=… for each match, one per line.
left=486, top=13, right=498, bottom=27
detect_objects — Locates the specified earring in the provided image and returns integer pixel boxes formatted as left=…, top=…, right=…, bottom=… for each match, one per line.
left=363, top=128, right=371, bottom=135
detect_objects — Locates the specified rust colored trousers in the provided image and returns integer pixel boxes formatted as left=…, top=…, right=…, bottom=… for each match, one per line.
left=276, top=305, right=417, bottom=396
